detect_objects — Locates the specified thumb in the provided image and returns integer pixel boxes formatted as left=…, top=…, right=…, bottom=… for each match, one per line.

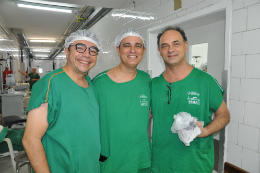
left=196, top=121, right=203, bottom=128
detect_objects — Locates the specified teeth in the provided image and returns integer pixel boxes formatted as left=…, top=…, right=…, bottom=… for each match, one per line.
left=79, top=60, right=90, bottom=64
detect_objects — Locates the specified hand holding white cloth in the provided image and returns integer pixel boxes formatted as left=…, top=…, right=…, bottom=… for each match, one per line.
left=171, top=112, right=204, bottom=146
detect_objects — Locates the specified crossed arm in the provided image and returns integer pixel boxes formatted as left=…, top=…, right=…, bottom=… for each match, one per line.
left=31, top=78, right=40, bottom=81
left=22, top=103, right=51, bottom=173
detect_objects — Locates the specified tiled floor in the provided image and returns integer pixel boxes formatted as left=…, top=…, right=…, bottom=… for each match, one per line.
left=0, top=155, right=30, bottom=173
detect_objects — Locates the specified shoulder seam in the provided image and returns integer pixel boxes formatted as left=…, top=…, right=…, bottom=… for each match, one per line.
left=45, top=71, right=65, bottom=103
left=197, top=68, right=224, bottom=92
left=92, top=72, right=107, bottom=83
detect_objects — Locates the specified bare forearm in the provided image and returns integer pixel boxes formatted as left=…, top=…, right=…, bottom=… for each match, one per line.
left=197, top=101, right=230, bottom=138
left=204, top=113, right=230, bottom=136
left=23, top=138, right=51, bottom=173
left=19, top=71, right=28, bottom=76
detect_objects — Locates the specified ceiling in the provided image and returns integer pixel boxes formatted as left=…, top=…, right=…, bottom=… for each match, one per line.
left=0, top=0, right=128, bottom=59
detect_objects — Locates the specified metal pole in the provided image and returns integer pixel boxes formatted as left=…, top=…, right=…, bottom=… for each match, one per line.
left=20, top=46, right=23, bottom=62
left=53, top=58, right=55, bottom=70
left=0, top=60, right=3, bottom=94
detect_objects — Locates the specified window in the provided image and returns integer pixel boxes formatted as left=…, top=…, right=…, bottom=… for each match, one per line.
left=39, top=68, right=43, bottom=73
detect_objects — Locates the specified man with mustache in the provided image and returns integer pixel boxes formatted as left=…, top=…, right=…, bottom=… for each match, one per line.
left=23, top=30, right=101, bottom=173
left=150, top=26, right=230, bottom=173
left=92, top=28, right=151, bottom=173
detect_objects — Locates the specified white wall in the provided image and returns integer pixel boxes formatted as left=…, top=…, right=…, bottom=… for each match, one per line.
left=89, top=0, right=260, bottom=172
left=228, top=1, right=260, bottom=173
left=54, top=59, right=67, bottom=70
left=31, top=60, right=53, bottom=78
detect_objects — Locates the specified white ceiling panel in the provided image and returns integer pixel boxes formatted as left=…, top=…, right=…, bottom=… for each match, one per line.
left=0, top=0, right=123, bottom=58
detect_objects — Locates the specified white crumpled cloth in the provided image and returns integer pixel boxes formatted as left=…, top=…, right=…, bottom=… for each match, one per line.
left=171, top=112, right=204, bottom=146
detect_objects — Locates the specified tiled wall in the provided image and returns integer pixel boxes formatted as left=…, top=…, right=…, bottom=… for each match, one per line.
left=228, top=1, right=260, bottom=173
left=89, top=0, right=260, bottom=172
left=88, top=0, right=224, bottom=78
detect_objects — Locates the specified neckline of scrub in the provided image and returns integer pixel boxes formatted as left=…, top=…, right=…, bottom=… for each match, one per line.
left=105, top=69, right=139, bottom=85
left=60, top=67, right=91, bottom=89
left=160, top=67, right=199, bottom=87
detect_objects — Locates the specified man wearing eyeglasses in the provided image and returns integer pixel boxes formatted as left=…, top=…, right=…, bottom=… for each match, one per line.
left=23, top=30, right=101, bottom=173
left=150, top=26, right=230, bottom=173
left=92, top=28, right=151, bottom=173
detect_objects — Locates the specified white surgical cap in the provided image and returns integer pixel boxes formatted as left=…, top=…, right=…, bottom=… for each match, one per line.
left=65, top=29, right=102, bottom=51
left=200, top=63, right=207, bottom=71
left=114, top=28, right=146, bottom=48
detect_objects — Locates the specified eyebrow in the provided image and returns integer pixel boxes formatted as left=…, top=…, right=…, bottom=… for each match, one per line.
left=123, top=42, right=143, bottom=46
left=161, top=40, right=180, bottom=46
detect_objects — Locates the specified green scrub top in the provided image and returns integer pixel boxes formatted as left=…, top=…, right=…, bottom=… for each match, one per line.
left=92, top=69, right=151, bottom=173
left=28, top=72, right=40, bottom=90
left=150, top=68, right=224, bottom=173
left=27, top=67, right=101, bottom=173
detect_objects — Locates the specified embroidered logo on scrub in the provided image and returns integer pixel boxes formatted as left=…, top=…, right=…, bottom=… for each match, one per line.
left=139, top=94, right=148, bottom=106
left=187, top=91, right=200, bottom=105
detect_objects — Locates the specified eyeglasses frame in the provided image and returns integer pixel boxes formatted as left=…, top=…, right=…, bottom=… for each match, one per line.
left=68, top=43, right=99, bottom=56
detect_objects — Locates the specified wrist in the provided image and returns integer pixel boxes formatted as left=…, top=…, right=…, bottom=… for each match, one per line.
left=204, top=126, right=210, bottom=137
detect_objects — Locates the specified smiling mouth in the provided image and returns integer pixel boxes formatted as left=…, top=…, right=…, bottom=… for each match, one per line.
left=128, top=55, right=137, bottom=58
left=78, top=60, right=91, bottom=65
left=168, top=54, right=178, bottom=57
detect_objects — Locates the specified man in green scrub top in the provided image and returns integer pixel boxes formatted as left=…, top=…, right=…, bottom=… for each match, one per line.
left=92, top=28, right=151, bottom=173
left=150, top=26, right=230, bottom=173
left=23, top=30, right=102, bottom=173
left=19, top=67, right=40, bottom=90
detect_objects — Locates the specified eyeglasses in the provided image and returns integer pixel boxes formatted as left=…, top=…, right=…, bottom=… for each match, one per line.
left=69, top=43, right=99, bottom=56
left=164, top=83, right=171, bottom=104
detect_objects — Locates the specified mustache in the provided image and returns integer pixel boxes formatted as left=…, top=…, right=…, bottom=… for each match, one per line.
left=168, top=52, right=178, bottom=56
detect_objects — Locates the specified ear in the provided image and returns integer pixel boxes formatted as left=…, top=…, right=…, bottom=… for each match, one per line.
left=64, top=48, right=69, bottom=59
left=116, top=46, right=120, bottom=57
left=185, top=41, right=188, bottom=52
left=142, top=47, right=146, bottom=55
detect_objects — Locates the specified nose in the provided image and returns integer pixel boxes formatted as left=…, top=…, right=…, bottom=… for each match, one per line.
left=168, top=45, right=175, bottom=53
left=82, top=48, right=90, bottom=57
left=129, top=46, right=136, bottom=53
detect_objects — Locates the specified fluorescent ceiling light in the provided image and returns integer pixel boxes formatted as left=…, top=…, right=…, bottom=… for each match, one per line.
left=0, top=39, right=9, bottom=41
left=30, top=40, right=56, bottom=42
left=0, top=49, right=19, bottom=51
left=12, top=55, right=27, bottom=57
left=35, top=54, right=48, bottom=57
left=112, top=13, right=155, bottom=20
left=16, top=1, right=73, bottom=13
left=33, top=49, right=50, bottom=52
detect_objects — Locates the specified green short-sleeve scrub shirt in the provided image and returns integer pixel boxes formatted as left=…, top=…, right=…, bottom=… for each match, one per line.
left=92, top=69, right=151, bottom=173
left=29, top=72, right=40, bottom=90
left=27, top=67, right=101, bottom=173
left=150, top=68, right=224, bottom=173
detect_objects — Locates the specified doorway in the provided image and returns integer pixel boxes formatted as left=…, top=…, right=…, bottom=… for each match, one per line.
left=147, top=1, right=232, bottom=172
